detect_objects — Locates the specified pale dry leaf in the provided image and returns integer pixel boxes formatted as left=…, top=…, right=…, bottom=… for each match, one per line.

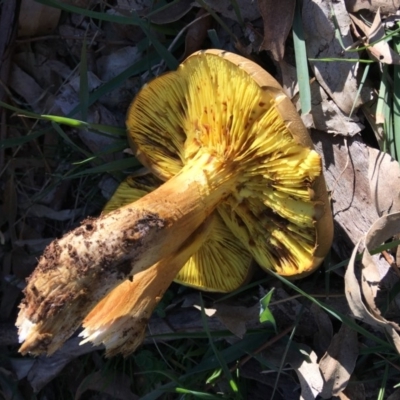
left=261, top=342, right=323, bottom=399
left=96, top=46, right=142, bottom=81
left=366, top=8, right=400, bottom=64
left=257, top=0, right=295, bottom=61
left=193, top=304, right=217, bottom=317
left=75, top=371, right=139, bottom=400
left=344, top=212, right=400, bottom=353
left=289, top=346, right=324, bottom=400
left=303, top=0, right=361, bottom=114
left=318, top=323, right=358, bottom=398
left=351, top=8, right=400, bottom=64
left=312, top=132, right=392, bottom=276
left=345, top=0, right=400, bottom=14
left=305, top=80, right=363, bottom=135
left=368, top=146, right=400, bottom=216
left=18, top=0, right=61, bottom=37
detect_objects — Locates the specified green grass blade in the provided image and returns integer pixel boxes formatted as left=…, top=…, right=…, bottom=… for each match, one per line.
left=36, top=0, right=178, bottom=70
left=174, top=387, right=223, bottom=399
left=67, top=157, right=141, bottom=178
left=207, top=29, right=222, bottom=49
left=0, top=129, right=47, bottom=149
left=268, top=271, right=395, bottom=350
left=392, top=31, right=400, bottom=161
left=293, top=0, right=311, bottom=115
left=199, top=294, right=241, bottom=398
left=349, top=63, right=370, bottom=118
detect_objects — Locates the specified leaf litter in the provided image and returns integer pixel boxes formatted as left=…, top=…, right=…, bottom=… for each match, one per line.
left=2, top=0, right=400, bottom=398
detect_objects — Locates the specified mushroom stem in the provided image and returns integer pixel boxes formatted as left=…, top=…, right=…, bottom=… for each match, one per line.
left=80, top=217, right=213, bottom=357
left=17, top=152, right=235, bottom=354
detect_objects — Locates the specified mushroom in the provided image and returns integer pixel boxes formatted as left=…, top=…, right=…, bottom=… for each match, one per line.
left=79, top=174, right=253, bottom=356
left=17, top=49, right=333, bottom=356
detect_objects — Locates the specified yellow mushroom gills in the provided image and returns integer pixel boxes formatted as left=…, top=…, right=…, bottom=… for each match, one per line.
left=16, top=50, right=333, bottom=356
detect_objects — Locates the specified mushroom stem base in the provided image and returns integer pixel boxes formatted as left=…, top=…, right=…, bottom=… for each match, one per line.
left=17, top=153, right=235, bottom=355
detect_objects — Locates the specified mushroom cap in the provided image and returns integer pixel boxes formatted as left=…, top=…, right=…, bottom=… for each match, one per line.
left=126, top=49, right=333, bottom=277
left=103, top=174, right=253, bottom=292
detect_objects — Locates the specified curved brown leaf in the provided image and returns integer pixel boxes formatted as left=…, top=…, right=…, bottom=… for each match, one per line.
left=345, top=212, right=400, bottom=353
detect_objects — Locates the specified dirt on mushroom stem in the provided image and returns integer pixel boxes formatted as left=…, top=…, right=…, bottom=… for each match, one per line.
left=80, top=216, right=214, bottom=357
left=16, top=151, right=240, bottom=355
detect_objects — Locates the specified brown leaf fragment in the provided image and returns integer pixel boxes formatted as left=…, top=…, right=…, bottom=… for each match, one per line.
left=305, top=80, right=363, bottom=136
left=196, top=0, right=260, bottom=22
left=257, top=0, right=295, bottom=61
left=75, top=371, right=139, bottom=400
left=18, top=0, right=61, bottom=37
left=387, top=388, right=400, bottom=400
left=9, top=64, right=45, bottom=113
left=183, top=10, right=213, bottom=59
left=27, top=338, right=98, bottom=392
left=368, top=147, right=400, bottom=216
left=311, top=303, right=333, bottom=355
left=338, top=379, right=366, bottom=400
left=214, top=303, right=258, bottom=338
left=303, top=0, right=362, bottom=114
left=319, top=323, right=358, bottom=398
left=148, top=0, right=194, bottom=24
left=344, top=212, right=400, bottom=353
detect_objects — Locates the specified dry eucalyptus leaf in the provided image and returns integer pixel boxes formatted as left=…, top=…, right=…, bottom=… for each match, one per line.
left=289, top=346, right=324, bottom=400
left=18, top=0, right=61, bottom=37
left=306, top=80, right=363, bottom=135
left=27, top=338, right=97, bottom=392
left=368, top=147, right=400, bottom=216
left=149, top=0, right=194, bottom=24
left=344, top=212, right=400, bottom=353
left=9, top=64, right=45, bottom=113
left=318, top=323, right=358, bottom=398
left=278, top=60, right=299, bottom=99
left=96, top=46, right=142, bottom=81
left=387, top=388, right=400, bottom=400
left=350, top=9, right=400, bottom=64
left=311, top=303, right=333, bottom=355
left=214, top=303, right=259, bottom=338
left=26, top=204, right=85, bottom=222
left=345, top=0, right=400, bottom=14
left=183, top=10, right=213, bottom=59
left=196, top=0, right=260, bottom=22
left=193, top=304, right=217, bottom=317
left=257, top=0, right=295, bottom=61
left=303, top=0, right=361, bottom=114
left=312, top=132, right=392, bottom=273
left=338, top=380, right=366, bottom=400
left=9, top=358, right=35, bottom=381
left=75, top=371, right=139, bottom=400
